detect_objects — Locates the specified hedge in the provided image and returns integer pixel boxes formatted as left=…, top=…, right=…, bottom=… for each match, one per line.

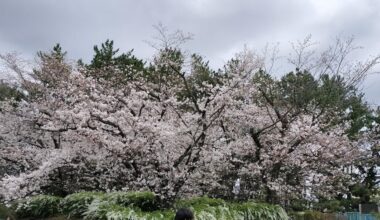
left=7, top=192, right=289, bottom=220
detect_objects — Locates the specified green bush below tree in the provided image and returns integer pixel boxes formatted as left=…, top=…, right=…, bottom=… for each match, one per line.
left=3, top=191, right=289, bottom=220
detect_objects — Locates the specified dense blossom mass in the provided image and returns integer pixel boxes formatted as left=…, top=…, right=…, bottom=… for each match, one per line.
left=0, top=36, right=379, bottom=205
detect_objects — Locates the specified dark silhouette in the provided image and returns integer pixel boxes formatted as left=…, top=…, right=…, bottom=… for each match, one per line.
left=174, top=208, right=194, bottom=220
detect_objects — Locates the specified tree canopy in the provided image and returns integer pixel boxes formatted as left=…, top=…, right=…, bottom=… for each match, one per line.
left=0, top=35, right=379, bottom=208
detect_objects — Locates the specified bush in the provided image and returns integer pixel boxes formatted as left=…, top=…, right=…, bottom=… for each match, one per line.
left=339, top=198, right=360, bottom=211
left=84, top=201, right=174, bottom=220
left=84, top=195, right=288, bottom=220
left=175, top=196, right=226, bottom=209
left=7, top=192, right=289, bottom=220
left=14, top=195, right=62, bottom=218
left=289, top=211, right=324, bottom=220
left=60, top=191, right=104, bottom=218
left=83, top=199, right=125, bottom=220
left=304, top=210, right=325, bottom=220
left=103, top=207, right=138, bottom=220
left=313, top=199, right=343, bottom=212
left=230, top=202, right=289, bottom=220
left=288, top=211, right=304, bottom=220
left=82, top=191, right=158, bottom=219
left=105, top=207, right=174, bottom=220
left=0, top=203, right=16, bottom=220
left=175, top=197, right=288, bottom=220
left=288, top=199, right=309, bottom=211
left=105, top=191, right=157, bottom=211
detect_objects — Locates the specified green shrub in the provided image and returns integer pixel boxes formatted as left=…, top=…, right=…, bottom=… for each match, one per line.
left=106, top=208, right=174, bottom=220
left=175, top=197, right=288, bottom=220
left=60, top=191, right=104, bottom=218
left=175, top=196, right=226, bottom=209
left=302, top=210, right=325, bottom=220
left=83, top=191, right=158, bottom=219
left=337, top=198, right=360, bottom=212
left=313, top=199, right=343, bottom=212
left=8, top=193, right=289, bottom=220
left=14, top=195, right=62, bottom=218
left=140, top=210, right=175, bottom=220
left=84, top=195, right=288, bottom=220
left=84, top=199, right=126, bottom=220
left=105, top=191, right=157, bottom=211
left=288, top=199, right=309, bottom=211
left=84, top=199, right=174, bottom=220
left=0, top=203, right=16, bottom=220
left=288, top=211, right=305, bottom=220
left=229, top=202, right=289, bottom=220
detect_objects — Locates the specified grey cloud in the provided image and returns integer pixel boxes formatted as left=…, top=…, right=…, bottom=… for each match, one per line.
left=0, top=0, right=379, bottom=104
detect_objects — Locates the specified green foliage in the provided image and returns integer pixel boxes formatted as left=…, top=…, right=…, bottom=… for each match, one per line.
left=349, top=183, right=380, bottom=211
left=229, top=202, right=289, bottom=220
left=37, top=43, right=67, bottom=62
left=303, top=210, right=330, bottom=220
left=9, top=193, right=289, bottom=220
left=313, top=199, right=343, bottom=212
left=176, top=54, right=224, bottom=103
left=27, top=43, right=71, bottom=100
left=146, top=47, right=184, bottom=88
left=84, top=200, right=174, bottom=220
left=278, top=70, right=318, bottom=110
left=104, top=191, right=158, bottom=211
left=287, top=199, right=309, bottom=212
left=0, top=82, right=23, bottom=102
left=61, top=191, right=157, bottom=219
left=288, top=211, right=304, bottom=220
left=83, top=199, right=125, bottom=220
left=317, top=74, right=370, bottom=136
left=60, top=191, right=105, bottom=218
left=175, top=196, right=288, bottom=220
left=105, top=207, right=174, bottom=220
left=175, top=196, right=226, bottom=209
left=98, top=199, right=288, bottom=220
left=253, top=69, right=370, bottom=134
left=338, top=198, right=360, bottom=212
left=289, top=210, right=336, bottom=220
left=14, top=195, right=62, bottom=218
left=91, top=40, right=119, bottom=68
left=87, top=39, right=146, bottom=82
left=252, top=69, right=278, bottom=105
left=82, top=191, right=171, bottom=219
left=370, top=188, right=380, bottom=204
left=0, top=203, right=16, bottom=220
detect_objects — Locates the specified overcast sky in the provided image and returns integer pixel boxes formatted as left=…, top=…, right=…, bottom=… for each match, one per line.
left=1, top=0, right=379, bottom=105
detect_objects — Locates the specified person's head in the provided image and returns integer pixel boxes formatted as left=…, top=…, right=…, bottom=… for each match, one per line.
left=174, top=208, right=194, bottom=220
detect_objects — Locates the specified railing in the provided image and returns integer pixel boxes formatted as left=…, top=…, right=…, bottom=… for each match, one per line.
left=345, top=212, right=377, bottom=220
left=290, top=212, right=378, bottom=220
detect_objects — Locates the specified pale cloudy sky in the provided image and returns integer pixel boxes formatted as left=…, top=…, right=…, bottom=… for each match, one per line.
left=0, top=0, right=379, bottom=105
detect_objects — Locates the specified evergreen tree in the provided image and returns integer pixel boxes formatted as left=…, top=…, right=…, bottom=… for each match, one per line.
left=0, top=81, right=23, bottom=102
left=87, top=39, right=146, bottom=83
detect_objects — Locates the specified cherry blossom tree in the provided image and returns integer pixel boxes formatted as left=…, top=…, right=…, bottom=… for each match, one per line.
left=0, top=35, right=378, bottom=206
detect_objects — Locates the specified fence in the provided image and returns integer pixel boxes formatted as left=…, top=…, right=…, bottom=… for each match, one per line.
left=345, top=212, right=377, bottom=220
left=290, top=212, right=378, bottom=220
